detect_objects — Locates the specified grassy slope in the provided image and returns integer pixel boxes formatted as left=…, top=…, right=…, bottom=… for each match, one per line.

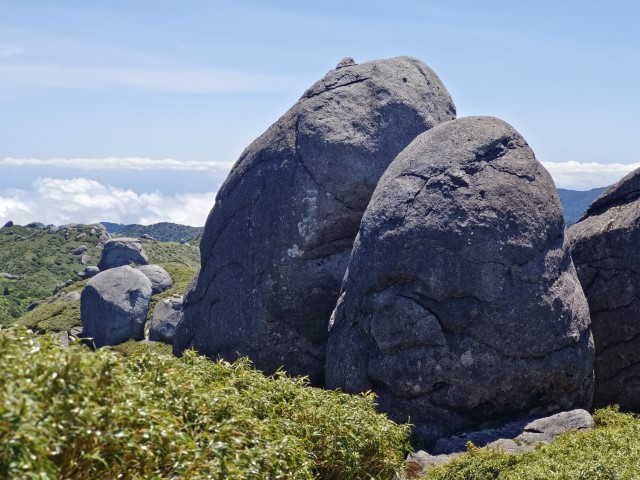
left=0, top=225, right=103, bottom=326
left=1, top=227, right=199, bottom=332
left=0, top=329, right=409, bottom=479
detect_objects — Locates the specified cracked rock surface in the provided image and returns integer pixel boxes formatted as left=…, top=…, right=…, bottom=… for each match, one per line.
left=173, top=56, right=456, bottom=384
left=568, top=167, right=640, bottom=409
left=326, top=117, right=594, bottom=440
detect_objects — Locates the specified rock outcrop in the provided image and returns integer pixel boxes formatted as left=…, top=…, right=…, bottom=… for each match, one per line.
left=568, top=167, right=640, bottom=409
left=80, top=266, right=152, bottom=347
left=326, top=117, right=594, bottom=440
left=97, top=238, right=149, bottom=271
left=407, top=409, right=594, bottom=475
left=136, top=264, right=173, bottom=294
left=174, top=56, right=457, bottom=385
left=149, top=296, right=183, bottom=344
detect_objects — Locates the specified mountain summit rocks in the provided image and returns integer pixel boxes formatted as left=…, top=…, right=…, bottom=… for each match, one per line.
left=569, top=167, right=640, bottom=409
left=97, top=238, right=149, bottom=271
left=81, top=265, right=152, bottom=348
left=174, top=56, right=457, bottom=384
left=325, top=117, right=594, bottom=439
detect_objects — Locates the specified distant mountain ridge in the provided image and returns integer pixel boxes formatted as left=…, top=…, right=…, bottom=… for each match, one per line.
left=557, top=187, right=607, bottom=226
left=101, top=222, right=204, bottom=243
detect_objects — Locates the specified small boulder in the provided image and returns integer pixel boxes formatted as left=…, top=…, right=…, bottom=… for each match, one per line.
left=0, top=272, right=20, bottom=280
left=136, top=264, right=173, bottom=294
left=2, top=220, right=13, bottom=228
left=97, top=238, right=149, bottom=270
left=73, top=245, right=88, bottom=255
left=48, top=225, right=59, bottom=234
left=80, top=266, right=152, bottom=348
left=28, top=300, right=44, bottom=311
left=77, top=266, right=100, bottom=280
left=54, top=331, right=70, bottom=348
left=52, top=280, right=74, bottom=295
left=336, top=56, right=356, bottom=69
left=69, top=326, right=83, bottom=338
left=149, top=296, right=183, bottom=344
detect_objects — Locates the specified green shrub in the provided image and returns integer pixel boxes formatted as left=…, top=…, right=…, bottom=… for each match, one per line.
left=424, top=407, right=640, bottom=479
left=17, top=282, right=85, bottom=333
left=0, top=329, right=409, bottom=479
left=142, top=240, right=199, bottom=267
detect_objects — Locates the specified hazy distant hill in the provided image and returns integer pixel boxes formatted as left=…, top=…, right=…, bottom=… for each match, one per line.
left=557, top=187, right=607, bottom=226
left=101, top=221, right=204, bottom=242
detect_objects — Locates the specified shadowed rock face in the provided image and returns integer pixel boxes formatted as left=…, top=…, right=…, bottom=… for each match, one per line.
left=326, top=116, right=594, bottom=440
left=569, top=167, right=640, bottom=409
left=174, top=56, right=456, bottom=385
left=150, top=296, right=183, bottom=345
left=81, top=266, right=152, bottom=348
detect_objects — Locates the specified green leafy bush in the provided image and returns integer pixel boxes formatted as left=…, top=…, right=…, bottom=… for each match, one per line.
left=424, top=407, right=640, bottom=479
left=0, top=329, right=409, bottom=479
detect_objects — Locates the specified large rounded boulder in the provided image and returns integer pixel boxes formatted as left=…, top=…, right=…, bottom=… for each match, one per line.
left=81, top=265, right=152, bottom=347
left=568, top=167, right=640, bottom=409
left=97, top=238, right=149, bottom=270
left=174, top=56, right=457, bottom=384
left=326, top=116, right=594, bottom=439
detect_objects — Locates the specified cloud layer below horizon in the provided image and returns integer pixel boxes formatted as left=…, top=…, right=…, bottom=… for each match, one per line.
left=0, top=178, right=216, bottom=227
left=0, top=158, right=639, bottom=227
left=540, top=161, right=640, bottom=190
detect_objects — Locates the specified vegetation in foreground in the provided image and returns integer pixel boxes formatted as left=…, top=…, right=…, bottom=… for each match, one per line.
left=0, top=329, right=409, bottom=479
left=423, top=407, right=640, bottom=480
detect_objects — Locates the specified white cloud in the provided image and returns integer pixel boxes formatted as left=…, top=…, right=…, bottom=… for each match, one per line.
left=541, top=161, right=640, bottom=190
left=0, top=63, right=301, bottom=93
left=0, top=178, right=215, bottom=226
left=0, top=157, right=234, bottom=171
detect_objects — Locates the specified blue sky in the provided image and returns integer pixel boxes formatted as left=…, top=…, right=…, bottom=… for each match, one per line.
left=1, top=1, right=639, bottom=225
